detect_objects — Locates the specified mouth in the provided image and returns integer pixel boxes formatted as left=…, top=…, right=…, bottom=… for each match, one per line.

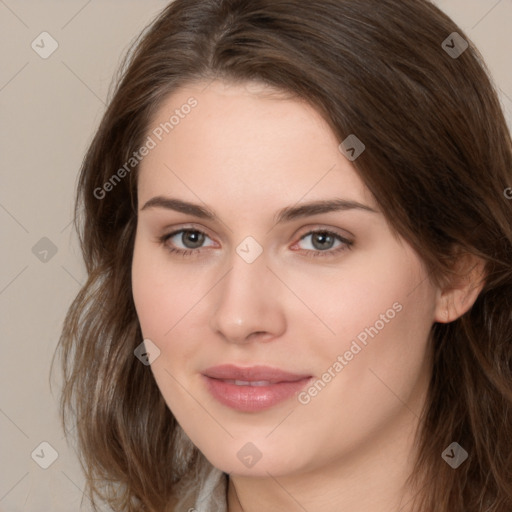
left=202, top=364, right=313, bottom=412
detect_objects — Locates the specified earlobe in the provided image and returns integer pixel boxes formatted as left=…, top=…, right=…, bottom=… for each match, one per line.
left=433, top=255, right=486, bottom=324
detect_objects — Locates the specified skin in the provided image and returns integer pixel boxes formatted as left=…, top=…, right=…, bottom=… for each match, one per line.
left=131, top=79, right=484, bottom=512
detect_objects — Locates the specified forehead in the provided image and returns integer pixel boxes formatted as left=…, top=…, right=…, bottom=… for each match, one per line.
left=137, top=80, right=375, bottom=213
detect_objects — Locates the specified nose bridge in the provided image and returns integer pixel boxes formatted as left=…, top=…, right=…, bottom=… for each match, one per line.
left=209, top=244, right=285, bottom=343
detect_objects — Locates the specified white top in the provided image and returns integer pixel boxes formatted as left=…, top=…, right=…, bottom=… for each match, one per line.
left=174, top=464, right=228, bottom=512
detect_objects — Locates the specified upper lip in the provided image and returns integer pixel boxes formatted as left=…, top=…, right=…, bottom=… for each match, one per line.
left=202, top=364, right=311, bottom=383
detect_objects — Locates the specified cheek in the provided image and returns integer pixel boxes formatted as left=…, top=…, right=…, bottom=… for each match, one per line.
left=309, top=256, right=434, bottom=424
left=299, top=243, right=435, bottom=402
left=291, top=241, right=431, bottom=357
left=131, top=239, right=214, bottom=366
left=132, top=244, right=168, bottom=339
left=131, top=243, right=200, bottom=409
left=132, top=238, right=192, bottom=334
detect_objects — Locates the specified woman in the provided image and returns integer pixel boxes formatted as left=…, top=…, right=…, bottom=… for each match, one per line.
left=54, top=0, right=512, bottom=511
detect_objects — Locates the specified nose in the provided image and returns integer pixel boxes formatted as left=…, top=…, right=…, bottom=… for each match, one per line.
left=208, top=249, right=286, bottom=345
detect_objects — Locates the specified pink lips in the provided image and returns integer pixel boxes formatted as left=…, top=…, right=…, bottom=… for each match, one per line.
left=202, top=364, right=312, bottom=412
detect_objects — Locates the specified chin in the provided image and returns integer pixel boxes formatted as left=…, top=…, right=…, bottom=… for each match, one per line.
left=195, top=434, right=313, bottom=477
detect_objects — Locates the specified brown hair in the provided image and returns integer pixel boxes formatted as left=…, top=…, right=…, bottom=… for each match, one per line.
left=53, top=0, right=512, bottom=510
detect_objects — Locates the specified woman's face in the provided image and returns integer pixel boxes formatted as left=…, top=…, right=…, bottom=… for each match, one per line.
left=132, top=79, right=440, bottom=477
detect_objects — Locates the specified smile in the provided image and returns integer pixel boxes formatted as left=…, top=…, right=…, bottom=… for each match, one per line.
left=202, top=364, right=313, bottom=412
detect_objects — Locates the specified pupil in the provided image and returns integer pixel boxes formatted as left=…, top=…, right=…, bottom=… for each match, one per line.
left=183, top=231, right=204, bottom=249
left=312, top=232, right=333, bottom=250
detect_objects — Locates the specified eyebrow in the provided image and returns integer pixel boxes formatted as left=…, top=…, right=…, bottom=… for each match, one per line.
left=140, top=196, right=378, bottom=223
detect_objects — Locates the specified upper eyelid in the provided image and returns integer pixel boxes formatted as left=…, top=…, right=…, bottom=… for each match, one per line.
left=163, top=224, right=216, bottom=242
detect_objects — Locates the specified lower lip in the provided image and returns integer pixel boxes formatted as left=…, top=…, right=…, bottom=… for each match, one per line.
left=202, top=375, right=312, bottom=412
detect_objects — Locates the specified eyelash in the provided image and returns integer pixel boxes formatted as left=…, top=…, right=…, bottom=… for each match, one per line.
left=158, top=228, right=353, bottom=259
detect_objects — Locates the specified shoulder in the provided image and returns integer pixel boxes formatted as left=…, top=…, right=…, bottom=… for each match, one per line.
left=165, top=494, right=180, bottom=512
left=167, top=464, right=228, bottom=512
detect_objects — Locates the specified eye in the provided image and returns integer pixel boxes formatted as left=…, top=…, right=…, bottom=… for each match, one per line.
left=292, top=229, right=353, bottom=258
left=158, top=227, right=353, bottom=259
left=159, top=228, right=216, bottom=256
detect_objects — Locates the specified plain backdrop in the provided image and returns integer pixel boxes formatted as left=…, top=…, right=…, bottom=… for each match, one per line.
left=1, top=1, right=511, bottom=510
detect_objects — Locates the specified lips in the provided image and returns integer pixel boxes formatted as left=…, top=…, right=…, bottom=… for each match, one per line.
left=202, top=364, right=312, bottom=412
left=203, top=364, right=310, bottom=383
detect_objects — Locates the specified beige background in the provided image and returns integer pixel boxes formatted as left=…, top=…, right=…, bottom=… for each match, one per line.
left=1, top=1, right=511, bottom=510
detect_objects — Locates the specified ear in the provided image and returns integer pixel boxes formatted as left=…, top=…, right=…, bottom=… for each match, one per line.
left=433, top=253, right=486, bottom=323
